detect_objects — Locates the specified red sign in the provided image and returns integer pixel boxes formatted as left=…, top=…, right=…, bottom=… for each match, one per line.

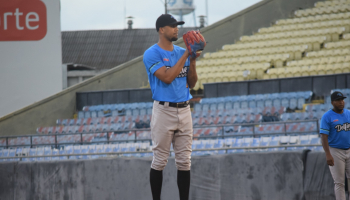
left=0, top=0, right=47, bottom=41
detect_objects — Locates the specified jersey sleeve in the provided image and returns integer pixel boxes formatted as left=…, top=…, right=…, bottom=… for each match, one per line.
left=143, top=49, right=165, bottom=75
left=320, top=114, right=330, bottom=135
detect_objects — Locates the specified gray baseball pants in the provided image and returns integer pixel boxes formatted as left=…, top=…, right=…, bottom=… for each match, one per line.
left=150, top=100, right=193, bottom=171
left=329, top=146, right=350, bottom=200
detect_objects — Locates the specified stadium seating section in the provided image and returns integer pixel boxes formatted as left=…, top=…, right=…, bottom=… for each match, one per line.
left=193, top=0, right=350, bottom=90
left=5, top=87, right=350, bottom=161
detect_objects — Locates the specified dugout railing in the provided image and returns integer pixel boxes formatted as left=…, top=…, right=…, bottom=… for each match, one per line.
left=0, top=119, right=320, bottom=149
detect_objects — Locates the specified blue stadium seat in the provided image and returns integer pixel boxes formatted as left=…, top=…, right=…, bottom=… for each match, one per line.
left=233, top=102, right=240, bottom=109
left=280, top=113, right=291, bottom=121
left=241, top=101, right=248, bottom=109
left=84, top=112, right=91, bottom=119
left=281, top=99, right=289, bottom=108
left=234, top=115, right=243, bottom=124
left=7, top=149, right=19, bottom=161
left=241, top=138, right=252, bottom=147
left=216, top=102, right=224, bottom=111
left=213, top=143, right=226, bottom=154
left=111, top=110, right=119, bottom=116
left=26, top=148, right=37, bottom=161
left=132, top=109, right=140, bottom=116
left=97, top=111, right=104, bottom=118
left=58, top=149, right=67, bottom=160
left=310, top=137, right=321, bottom=145
left=91, top=111, right=97, bottom=118
left=248, top=101, right=256, bottom=108
left=260, top=137, right=271, bottom=147
left=231, top=139, right=243, bottom=152
left=251, top=138, right=260, bottom=147
left=265, top=99, right=272, bottom=107
left=125, top=109, right=132, bottom=116
left=225, top=102, right=232, bottom=110
left=273, top=99, right=281, bottom=108
left=51, top=149, right=59, bottom=160
left=255, top=100, right=264, bottom=108
left=209, top=104, right=217, bottom=114
left=0, top=149, right=7, bottom=162
left=194, top=104, right=202, bottom=112
left=43, top=148, right=52, bottom=161
left=289, top=98, right=298, bottom=110
left=78, top=111, right=85, bottom=119
left=297, top=98, right=305, bottom=110
left=35, top=149, right=45, bottom=161
left=202, top=104, right=209, bottom=112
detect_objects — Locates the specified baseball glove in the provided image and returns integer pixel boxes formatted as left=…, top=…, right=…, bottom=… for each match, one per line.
left=183, top=30, right=206, bottom=58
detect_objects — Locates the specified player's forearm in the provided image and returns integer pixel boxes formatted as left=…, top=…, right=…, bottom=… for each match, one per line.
left=162, top=53, right=189, bottom=84
left=187, top=58, right=198, bottom=89
left=321, top=134, right=331, bottom=155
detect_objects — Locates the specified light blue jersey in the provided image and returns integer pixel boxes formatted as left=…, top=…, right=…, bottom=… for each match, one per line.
left=143, top=44, right=192, bottom=103
left=320, top=109, right=350, bottom=149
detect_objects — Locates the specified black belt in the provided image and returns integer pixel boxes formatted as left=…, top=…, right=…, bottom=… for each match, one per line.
left=159, top=101, right=189, bottom=108
left=339, top=147, right=350, bottom=150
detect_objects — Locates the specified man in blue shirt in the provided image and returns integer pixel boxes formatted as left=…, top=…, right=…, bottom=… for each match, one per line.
left=143, top=14, right=200, bottom=200
left=321, top=91, right=350, bottom=200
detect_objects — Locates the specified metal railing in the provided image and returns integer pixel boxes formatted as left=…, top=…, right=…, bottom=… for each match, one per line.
left=0, top=144, right=322, bottom=161
left=0, top=119, right=319, bottom=149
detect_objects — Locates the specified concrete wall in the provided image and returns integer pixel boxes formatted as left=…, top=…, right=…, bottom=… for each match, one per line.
left=0, top=0, right=324, bottom=136
left=0, top=152, right=308, bottom=200
left=0, top=151, right=334, bottom=200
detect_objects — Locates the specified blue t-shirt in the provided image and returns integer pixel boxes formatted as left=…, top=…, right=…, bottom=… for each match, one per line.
left=143, top=44, right=192, bottom=102
left=320, top=109, right=350, bottom=149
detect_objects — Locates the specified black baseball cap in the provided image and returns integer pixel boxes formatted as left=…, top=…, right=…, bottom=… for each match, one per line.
left=156, top=14, right=185, bottom=32
left=331, top=91, right=347, bottom=101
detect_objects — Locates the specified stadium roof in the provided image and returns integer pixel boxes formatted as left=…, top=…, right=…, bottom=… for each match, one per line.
left=62, top=27, right=195, bottom=70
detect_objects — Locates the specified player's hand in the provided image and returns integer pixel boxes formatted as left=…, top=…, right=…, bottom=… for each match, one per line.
left=189, top=51, right=201, bottom=61
left=326, top=153, right=334, bottom=166
left=195, top=51, right=201, bottom=58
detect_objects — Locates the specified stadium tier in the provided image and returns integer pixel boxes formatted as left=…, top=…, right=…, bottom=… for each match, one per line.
left=35, top=91, right=312, bottom=134
left=3, top=87, right=344, bottom=161
left=193, top=2, right=350, bottom=91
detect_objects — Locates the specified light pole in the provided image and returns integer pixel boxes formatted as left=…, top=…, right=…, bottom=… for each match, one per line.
left=206, top=0, right=208, bottom=25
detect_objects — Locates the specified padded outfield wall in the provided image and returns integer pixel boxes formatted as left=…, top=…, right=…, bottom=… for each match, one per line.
left=0, top=151, right=335, bottom=200
left=0, top=0, right=323, bottom=136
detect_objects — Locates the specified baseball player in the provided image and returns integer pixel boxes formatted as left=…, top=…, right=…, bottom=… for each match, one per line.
left=320, top=91, right=350, bottom=200
left=143, top=14, right=206, bottom=200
